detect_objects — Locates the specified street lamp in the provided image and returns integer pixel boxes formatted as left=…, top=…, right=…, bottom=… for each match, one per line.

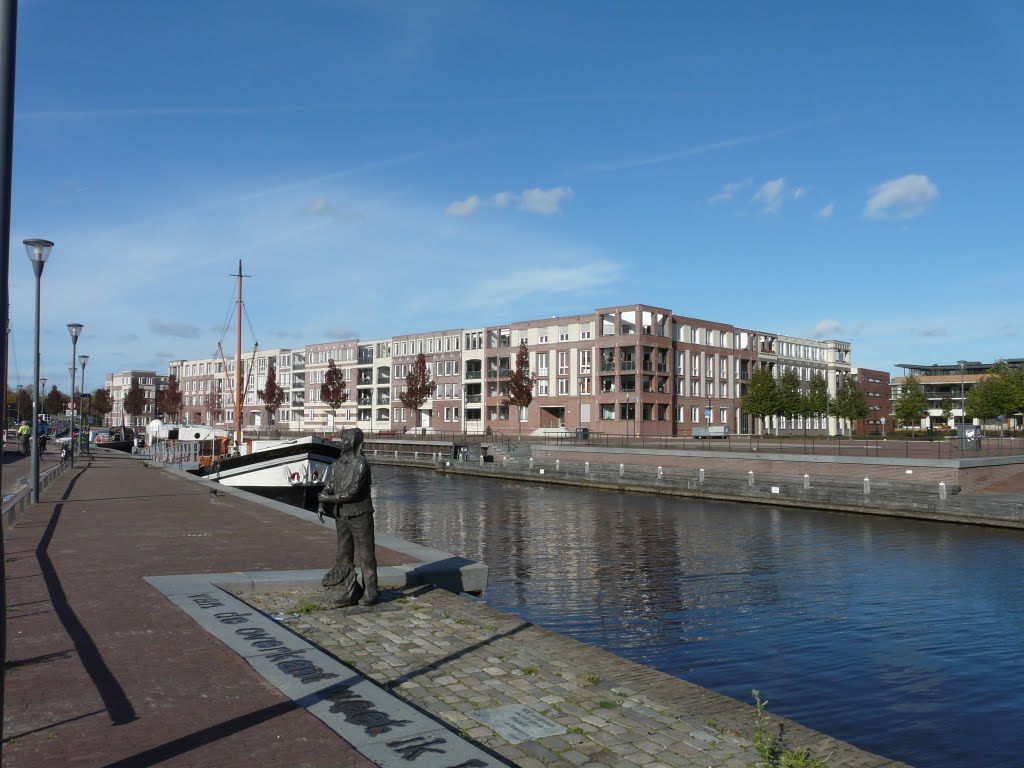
left=79, top=354, right=89, bottom=454
left=958, top=360, right=966, bottom=435
left=67, top=323, right=83, bottom=467
left=24, top=239, right=53, bottom=503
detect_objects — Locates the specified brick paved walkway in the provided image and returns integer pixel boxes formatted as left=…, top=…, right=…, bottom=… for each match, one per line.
left=242, top=587, right=913, bottom=768
left=2, top=451, right=409, bottom=768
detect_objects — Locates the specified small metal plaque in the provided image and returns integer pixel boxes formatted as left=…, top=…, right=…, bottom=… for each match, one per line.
left=469, top=704, right=566, bottom=744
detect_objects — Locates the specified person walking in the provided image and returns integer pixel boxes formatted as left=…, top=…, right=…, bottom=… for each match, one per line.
left=17, top=420, right=30, bottom=455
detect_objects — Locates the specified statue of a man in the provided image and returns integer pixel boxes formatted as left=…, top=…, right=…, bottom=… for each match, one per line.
left=317, top=427, right=378, bottom=606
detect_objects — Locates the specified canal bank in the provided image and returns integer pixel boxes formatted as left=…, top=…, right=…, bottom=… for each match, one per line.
left=366, top=447, right=1024, bottom=529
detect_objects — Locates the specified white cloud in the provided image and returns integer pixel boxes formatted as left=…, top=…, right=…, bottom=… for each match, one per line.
left=708, top=178, right=752, bottom=204
left=519, top=186, right=573, bottom=215
left=864, top=174, right=938, bottom=220
left=448, top=187, right=573, bottom=217
left=492, top=191, right=515, bottom=208
left=445, top=194, right=483, bottom=217
left=305, top=196, right=366, bottom=222
left=753, top=177, right=787, bottom=214
left=324, top=326, right=359, bottom=340
left=810, top=318, right=844, bottom=339
left=467, top=260, right=622, bottom=308
left=1000, top=324, right=1018, bottom=337
left=792, top=186, right=807, bottom=200
left=818, top=203, right=834, bottom=218
left=150, top=320, right=200, bottom=339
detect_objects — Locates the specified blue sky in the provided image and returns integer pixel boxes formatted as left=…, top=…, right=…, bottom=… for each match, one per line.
left=7, top=0, right=1023, bottom=394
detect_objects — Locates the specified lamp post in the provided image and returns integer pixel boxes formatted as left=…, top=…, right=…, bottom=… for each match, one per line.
left=67, top=323, right=83, bottom=466
left=79, top=354, right=89, bottom=454
left=958, top=360, right=966, bottom=436
left=24, top=239, right=53, bottom=503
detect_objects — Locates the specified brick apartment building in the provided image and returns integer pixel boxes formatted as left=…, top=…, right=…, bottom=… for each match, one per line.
left=128, top=303, right=858, bottom=439
left=892, top=359, right=1024, bottom=431
left=103, top=370, right=168, bottom=428
left=851, top=367, right=892, bottom=434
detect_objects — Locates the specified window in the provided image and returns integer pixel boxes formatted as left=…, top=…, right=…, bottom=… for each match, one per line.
left=538, top=380, right=549, bottom=396
left=558, top=326, right=569, bottom=342
left=720, top=407, right=728, bottom=424
left=519, top=406, right=528, bottom=422
left=691, top=407, right=700, bottom=422
left=539, top=333, right=549, bottom=343
left=578, top=377, right=591, bottom=394
left=579, top=350, right=591, bottom=374
left=600, top=403, right=616, bottom=420
left=557, top=352, right=568, bottom=375
left=557, top=379, right=569, bottom=395
left=580, top=323, right=592, bottom=340
left=537, top=352, right=549, bottom=375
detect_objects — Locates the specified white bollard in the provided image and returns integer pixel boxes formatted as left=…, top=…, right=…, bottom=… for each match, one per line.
left=657, top=466, right=663, bottom=480
left=699, top=468, right=705, bottom=482
left=555, top=459, right=560, bottom=471
left=803, top=473, right=810, bottom=489
left=939, top=481, right=947, bottom=499
left=748, top=470, right=754, bottom=486
left=479, top=456, right=484, bottom=466
left=584, top=461, right=590, bottom=475
left=414, top=451, right=418, bottom=460
left=619, top=463, right=625, bottom=477
left=374, top=449, right=378, bottom=457
left=863, top=477, right=871, bottom=494
left=528, top=457, right=534, bottom=469
left=394, top=450, right=399, bottom=459
left=503, top=456, right=508, bottom=467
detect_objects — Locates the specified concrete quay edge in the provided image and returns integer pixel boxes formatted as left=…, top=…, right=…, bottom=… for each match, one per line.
left=369, top=455, right=1024, bottom=530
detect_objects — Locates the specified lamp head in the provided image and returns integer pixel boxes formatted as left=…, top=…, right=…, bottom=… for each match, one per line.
left=79, top=354, right=89, bottom=368
left=68, top=323, right=84, bottom=340
left=23, top=238, right=54, bottom=264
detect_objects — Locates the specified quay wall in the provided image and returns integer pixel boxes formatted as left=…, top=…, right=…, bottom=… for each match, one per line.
left=367, top=450, right=1024, bottom=530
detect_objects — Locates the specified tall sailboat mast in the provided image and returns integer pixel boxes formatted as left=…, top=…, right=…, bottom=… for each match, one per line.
left=234, top=260, right=244, bottom=450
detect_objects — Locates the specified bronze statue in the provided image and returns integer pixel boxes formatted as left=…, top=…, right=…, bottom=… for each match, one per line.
left=317, top=428, right=379, bottom=606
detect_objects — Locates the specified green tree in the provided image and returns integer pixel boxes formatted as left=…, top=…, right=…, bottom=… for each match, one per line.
left=43, top=385, right=67, bottom=416
left=93, top=388, right=113, bottom=425
left=12, top=387, right=32, bottom=424
left=399, top=353, right=435, bottom=432
left=318, top=360, right=347, bottom=431
left=157, top=375, right=183, bottom=422
left=741, top=366, right=779, bottom=436
left=122, top=378, right=148, bottom=424
left=502, top=341, right=536, bottom=438
left=776, top=369, right=803, bottom=433
left=833, top=376, right=868, bottom=436
left=965, top=361, right=1020, bottom=426
left=259, top=363, right=288, bottom=429
left=940, top=397, right=954, bottom=428
left=894, top=375, right=928, bottom=436
left=804, top=373, right=829, bottom=434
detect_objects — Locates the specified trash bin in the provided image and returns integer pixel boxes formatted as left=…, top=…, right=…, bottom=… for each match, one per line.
left=575, top=427, right=590, bottom=441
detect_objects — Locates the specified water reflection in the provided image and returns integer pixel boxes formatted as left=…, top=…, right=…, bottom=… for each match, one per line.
left=371, top=467, right=1024, bottom=768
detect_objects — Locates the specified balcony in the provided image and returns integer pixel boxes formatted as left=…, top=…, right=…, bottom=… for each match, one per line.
left=465, top=370, right=482, bottom=380
left=357, top=376, right=373, bottom=386
left=642, top=361, right=654, bottom=371
left=358, top=397, right=372, bottom=406
left=620, top=360, right=636, bottom=371
left=657, top=363, right=668, bottom=372
left=357, top=353, right=373, bottom=364
left=465, top=394, right=482, bottom=404
left=377, top=375, right=390, bottom=384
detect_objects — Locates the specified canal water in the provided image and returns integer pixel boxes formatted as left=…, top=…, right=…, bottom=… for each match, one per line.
left=370, top=466, right=1024, bottom=768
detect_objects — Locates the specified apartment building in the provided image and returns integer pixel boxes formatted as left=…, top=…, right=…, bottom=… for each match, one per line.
left=103, top=369, right=168, bottom=428
left=851, top=367, right=892, bottom=434
left=143, top=302, right=856, bottom=438
left=892, top=360, right=1024, bottom=430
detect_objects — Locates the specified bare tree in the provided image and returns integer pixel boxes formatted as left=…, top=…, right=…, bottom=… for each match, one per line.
left=503, top=341, right=535, bottom=437
left=399, top=353, right=435, bottom=432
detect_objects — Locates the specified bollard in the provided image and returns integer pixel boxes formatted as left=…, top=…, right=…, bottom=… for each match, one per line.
left=657, top=466, right=663, bottom=480
left=584, top=461, right=590, bottom=475
left=803, top=473, right=810, bottom=489
left=414, top=451, right=419, bottom=460
left=374, top=449, right=378, bottom=457
left=619, top=463, right=625, bottom=477
left=556, top=459, right=560, bottom=471
left=699, top=468, right=705, bottom=483
left=863, top=477, right=870, bottom=495
left=395, top=450, right=399, bottom=459
left=479, top=456, right=484, bottom=466
left=939, top=481, right=947, bottom=500
left=539, top=468, right=545, bottom=475
left=503, top=456, right=508, bottom=467
left=748, top=470, right=754, bottom=486
left=529, top=457, right=534, bottom=469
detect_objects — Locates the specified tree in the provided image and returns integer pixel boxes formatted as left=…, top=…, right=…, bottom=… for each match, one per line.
left=965, top=361, right=1021, bottom=425
left=894, top=375, right=928, bottom=436
left=93, top=388, right=113, bottom=425
left=122, top=378, right=148, bottom=424
left=157, top=375, right=183, bottom=422
left=43, top=385, right=67, bottom=416
left=399, top=353, right=435, bottom=431
left=741, top=366, right=779, bottom=436
left=940, top=397, right=954, bottom=428
left=833, top=376, right=868, bottom=436
left=12, top=387, right=32, bottom=423
left=259, top=363, right=288, bottom=429
left=318, top=360, right=348, bottom=431
left=503, top=340, right=536, bottom=437
left=804, top=373, right=829, bottom=434
left=776, top=369, right=803, bottom=434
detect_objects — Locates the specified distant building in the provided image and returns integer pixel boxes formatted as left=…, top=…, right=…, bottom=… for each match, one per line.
left=103, top=370, right=168, bottom=428
left=851, top=367, right=892, bottom=434
left=892, top=360, right=1024, bottom=430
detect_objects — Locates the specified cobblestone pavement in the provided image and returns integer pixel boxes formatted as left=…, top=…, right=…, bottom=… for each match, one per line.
left=240, top=586, right=913, bottom=768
